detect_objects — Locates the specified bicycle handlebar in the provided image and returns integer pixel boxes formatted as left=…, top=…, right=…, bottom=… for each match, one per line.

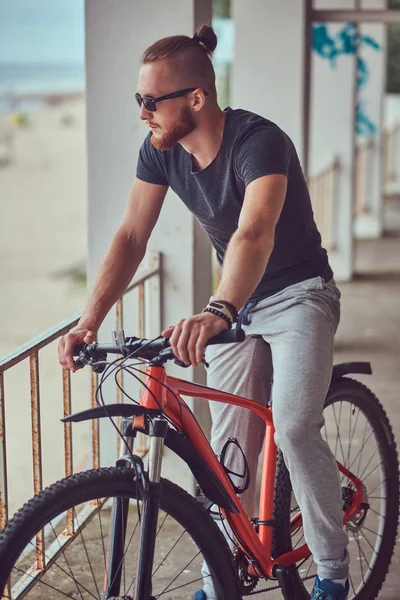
left=72, top=327, right=245, bottom=371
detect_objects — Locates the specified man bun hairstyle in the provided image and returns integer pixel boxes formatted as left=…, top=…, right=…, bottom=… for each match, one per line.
left=193, top=25, right=218, bottom=55
left=142, top=25, right=218, bottom=63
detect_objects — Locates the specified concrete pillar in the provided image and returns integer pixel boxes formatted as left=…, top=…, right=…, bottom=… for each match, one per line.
left=310, top=0, right=356, bottom=281
left=354, top=0, right=387, bottom=239
left=231, top=0, right=306, bottom=163
left=85, top=0, right=212, bottom=490
left=232, top=0, right=356, bottom=280
left=384, top=93, right=400, bottom=196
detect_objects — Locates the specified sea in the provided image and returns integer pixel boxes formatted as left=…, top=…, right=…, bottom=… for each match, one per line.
left=0, top=63, right=85, bottom=113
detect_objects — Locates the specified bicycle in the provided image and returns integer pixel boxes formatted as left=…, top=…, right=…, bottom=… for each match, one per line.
left=0, top=328, right=398, bottom=600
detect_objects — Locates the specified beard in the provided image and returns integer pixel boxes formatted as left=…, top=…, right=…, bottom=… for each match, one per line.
left=150, top=105, right=196, bottom=151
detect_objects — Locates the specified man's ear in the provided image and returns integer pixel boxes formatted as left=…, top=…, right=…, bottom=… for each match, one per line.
left=191, top=88, right=207, bottom=112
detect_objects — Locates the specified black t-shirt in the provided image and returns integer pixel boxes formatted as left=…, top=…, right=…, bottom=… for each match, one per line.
left=136, top=107, right=333, bottom=302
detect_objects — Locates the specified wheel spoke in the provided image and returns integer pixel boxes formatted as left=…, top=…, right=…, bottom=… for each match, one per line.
left=348, top=406, right=361, bottom=456
left=358, top=528, right=378, bottom=554
left=108, top=513, right=141, bottom=596
left=73, top=507, right=101, bottom=600
left=346, top=402, right=353, bottom=468
left=24, top=539, right=98, bottom=599
left=156, top=573, right=210, bottom=597
left=13, top=564, right=96, bottom=600
left=293, top=531, right=305, bottom=549
left=332, top=403, right=347, bottom=467
left=355, top=532, right=365, bottom=582
left=96, top=499, right=108, bottom=576
left=355, top=420, right=370, bottom=476
left=349, top=572, right=356, bottom=596
left=367, top=505, right=384, bottom=519
left=152, top=528, right=187, bottom=576
left=363, top=525, right=383, bottom=538
left=368, top=479, right=387, bottom=496
left=357, top=532, right=371, bottom=572
left=156, top=512, right=168, bottom=537
left=347, top=428, right=374, bottom=476
left=157, top=550, right=202, bottom=596
left=50, top=521, right=84, bottom=600
left=304, top=558, right=314, bottom=579
left=360, top=459, right=384, bottom=483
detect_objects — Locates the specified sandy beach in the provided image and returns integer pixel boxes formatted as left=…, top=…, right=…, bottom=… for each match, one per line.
left=0, top=96, right=88, bottom=352
left=0, top=97, right=92, bottom=515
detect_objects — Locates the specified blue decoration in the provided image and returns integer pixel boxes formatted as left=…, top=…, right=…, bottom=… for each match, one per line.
left=312, top=23, right=381, bottom=136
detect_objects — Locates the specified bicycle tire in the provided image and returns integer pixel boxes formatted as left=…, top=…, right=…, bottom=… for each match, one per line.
left=272, top=377, right=399, bottom=600
left=0, top=467, right=242, bottom=600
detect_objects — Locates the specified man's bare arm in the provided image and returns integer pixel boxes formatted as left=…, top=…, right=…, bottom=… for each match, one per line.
left=164, top=174, right=287, bottom=366
left=214, top=174, right=287, bottom=309
left=79, top=178, right=167, bottom=330
left=58, top=178, right=168, bottom=370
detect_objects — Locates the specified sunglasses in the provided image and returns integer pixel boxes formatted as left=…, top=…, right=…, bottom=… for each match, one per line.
left=135, top=87, right=209, bottom=112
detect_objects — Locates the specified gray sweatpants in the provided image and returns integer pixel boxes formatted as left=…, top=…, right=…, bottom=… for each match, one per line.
left=202, top=276, right=349, bottom=597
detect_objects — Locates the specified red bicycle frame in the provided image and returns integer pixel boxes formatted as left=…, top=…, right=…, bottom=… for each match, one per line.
left=138, top=365, right=365, bottom=579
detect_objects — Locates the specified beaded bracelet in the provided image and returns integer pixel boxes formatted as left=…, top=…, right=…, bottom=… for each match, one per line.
left=203, top=306, right=232, bottom=328
left=208, top=300, right=238, bottom=323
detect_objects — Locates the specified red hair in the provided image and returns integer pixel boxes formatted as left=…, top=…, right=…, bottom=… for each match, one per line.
left=141, top=25, right=218, bottom=97
left=142, top=25, right=217, bottom=62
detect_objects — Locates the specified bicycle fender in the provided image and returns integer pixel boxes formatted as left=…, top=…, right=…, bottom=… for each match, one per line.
left=63, top=406, right=238, bottom=513
left=62, top=404, right=162, bottom=422
left=331, top=362, right=372, bottom=383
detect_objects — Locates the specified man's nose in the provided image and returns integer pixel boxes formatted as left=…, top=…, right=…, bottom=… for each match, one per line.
left=139, top=103, right=153, bottom=121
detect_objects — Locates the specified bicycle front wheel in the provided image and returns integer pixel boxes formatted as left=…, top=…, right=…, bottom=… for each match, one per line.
left=273, top=377, right=399, bottom=600
left=0, top=467, right=241, bottom=600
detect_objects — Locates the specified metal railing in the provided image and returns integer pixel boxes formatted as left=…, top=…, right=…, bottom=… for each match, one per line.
left=0, top=252, right=161, bottom=598
left=308, top=158, right=341, bottom=251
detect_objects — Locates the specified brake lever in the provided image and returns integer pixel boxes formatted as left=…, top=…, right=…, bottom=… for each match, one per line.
left=174, top=358, right=191, bottom=368
left=74, top=344, right=107, bottom=373
left=174, top=357, right=210, bottom=368
left=158, top=346, right=209, bottom=368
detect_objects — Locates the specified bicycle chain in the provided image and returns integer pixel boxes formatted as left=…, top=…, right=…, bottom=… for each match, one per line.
left=247, top=574, right=315, bottom=596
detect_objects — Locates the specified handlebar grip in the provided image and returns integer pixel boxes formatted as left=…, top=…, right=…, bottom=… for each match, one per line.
left=207, top=327, right=245, bottom=345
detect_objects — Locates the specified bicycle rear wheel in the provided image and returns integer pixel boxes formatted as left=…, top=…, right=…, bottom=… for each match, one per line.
left=273, top=377, right=399, bottom=600
left=0, top=467, right=241, bottom=600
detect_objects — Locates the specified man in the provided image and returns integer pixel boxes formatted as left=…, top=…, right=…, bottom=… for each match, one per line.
left=58, top=25, right=349, bottom=600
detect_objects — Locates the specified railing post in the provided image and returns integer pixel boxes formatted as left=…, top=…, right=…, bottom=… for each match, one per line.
left=63, top=368, right=74, bottom=535
left=0, top=370, right=8, bottom=531
left=29, top=352, right=44, bottom=569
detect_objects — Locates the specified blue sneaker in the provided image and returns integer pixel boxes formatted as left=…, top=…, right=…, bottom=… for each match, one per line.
left=310, top=576, right=349, bottom=600
left=193, top=592, right=207, bottom=600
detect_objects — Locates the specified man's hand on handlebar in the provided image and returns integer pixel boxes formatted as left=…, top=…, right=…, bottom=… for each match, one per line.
left=162, top=311, right=229, bottom=368
left=58, top=325, right=97, bottom=372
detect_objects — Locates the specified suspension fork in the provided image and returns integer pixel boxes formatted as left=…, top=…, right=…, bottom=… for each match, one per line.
left=104, top=419, right=137, bottom=599
left=134, top=417, right=168, bottom=600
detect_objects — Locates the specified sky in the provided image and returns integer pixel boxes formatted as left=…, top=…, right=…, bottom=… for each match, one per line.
left=0, top=0, right=85, bottom=65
